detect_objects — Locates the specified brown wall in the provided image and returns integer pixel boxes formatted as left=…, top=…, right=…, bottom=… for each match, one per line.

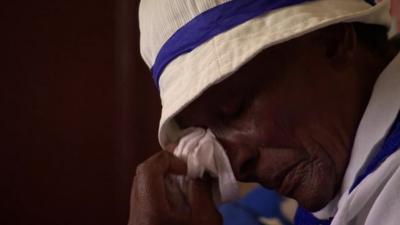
left=2, top=1, right=159, bottom=225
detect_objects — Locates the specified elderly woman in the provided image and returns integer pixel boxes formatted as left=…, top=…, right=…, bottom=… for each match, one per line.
left=131, top=0, right=400, bottom=225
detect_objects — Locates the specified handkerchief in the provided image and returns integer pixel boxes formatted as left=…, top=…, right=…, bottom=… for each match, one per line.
left=166, top=128, right=240, bottom=208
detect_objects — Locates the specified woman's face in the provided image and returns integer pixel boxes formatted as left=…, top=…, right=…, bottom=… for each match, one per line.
left=176, top=30, right=373, bottom=211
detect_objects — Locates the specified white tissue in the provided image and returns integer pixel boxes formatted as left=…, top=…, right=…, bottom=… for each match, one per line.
left=168, top=128, right=240, bottom=207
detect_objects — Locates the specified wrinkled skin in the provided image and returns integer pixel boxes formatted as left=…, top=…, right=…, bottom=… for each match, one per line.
left=130, top=24, right=398, bottom=224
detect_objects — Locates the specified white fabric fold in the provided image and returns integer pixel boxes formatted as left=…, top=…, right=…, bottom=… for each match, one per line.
left=314, top=53, right=400, bottom=225
left=167, top=128, right=239, bottom=207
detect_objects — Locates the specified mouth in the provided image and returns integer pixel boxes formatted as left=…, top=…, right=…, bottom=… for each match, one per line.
left=277, top=162, right=304, bottom=197
left=259, top=160, right=306, bottom=197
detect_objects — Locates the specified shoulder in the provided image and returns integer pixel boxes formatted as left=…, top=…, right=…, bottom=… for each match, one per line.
left=355, top=150, right=400, bottom=225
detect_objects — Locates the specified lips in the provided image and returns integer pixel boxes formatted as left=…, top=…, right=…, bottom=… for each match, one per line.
left=277, top=162, right=303, bottom=197
left=258, top=159, right=306, bottom=197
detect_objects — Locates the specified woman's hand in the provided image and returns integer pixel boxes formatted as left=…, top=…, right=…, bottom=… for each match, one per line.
left=128, top=151, right=222, bottom=225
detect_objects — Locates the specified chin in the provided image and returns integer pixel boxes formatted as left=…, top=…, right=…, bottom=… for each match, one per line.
left=291, top=162, right=338, bottom=212
left=294, top=186, right=335, bottom=212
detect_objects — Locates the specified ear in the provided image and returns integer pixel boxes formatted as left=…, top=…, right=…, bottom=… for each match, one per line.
left=317, top=23, right=358, bottom=67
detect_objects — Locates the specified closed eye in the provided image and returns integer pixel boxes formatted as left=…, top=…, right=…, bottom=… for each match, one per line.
left=217, top=98, right=246, bottom=123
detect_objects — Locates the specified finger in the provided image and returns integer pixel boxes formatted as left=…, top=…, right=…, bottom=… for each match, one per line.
left=142, top=151, right=187, bottom=176
left=127, top=176, right=138, bottom=225
left=129, top=175, right=165, bottom=225
left=165, top=151, right=187, bottom=175
left=169, top=212, right=191, bottom=225
left=133, top=151, right=187, bottom=211
left=165, top=143, right=178, bottom=153
left=188, top=178, right=216, bottom=212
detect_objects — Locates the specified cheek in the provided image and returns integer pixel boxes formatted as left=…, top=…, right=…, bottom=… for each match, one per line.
left=250, top=94, right=304, bottom=148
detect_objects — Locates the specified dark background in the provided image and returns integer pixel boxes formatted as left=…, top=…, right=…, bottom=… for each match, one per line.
left=2, top=0, right=159, bottom=225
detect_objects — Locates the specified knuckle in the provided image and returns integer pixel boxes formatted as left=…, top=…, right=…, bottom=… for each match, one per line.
left=142, top=151, right=171, bottom=168
left=135, top=162, right=149, bottom=176
left=134, top=151, right=176, bottom=179
left=154, top=150, right=172, bottom=162
left=136, top=152, right=167, bottom=173
left=152, top=151, right=173, bottom=170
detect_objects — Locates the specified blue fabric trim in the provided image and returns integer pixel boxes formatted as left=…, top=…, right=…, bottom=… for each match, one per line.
left=295, top=207, right=332, bottom=225
left=150, top=0, right=313, bottom=88
left=350, top=112, right=400, bottom=192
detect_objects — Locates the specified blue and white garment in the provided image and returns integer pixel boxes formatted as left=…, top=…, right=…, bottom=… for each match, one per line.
left=319, top=53, right=400, bottom=225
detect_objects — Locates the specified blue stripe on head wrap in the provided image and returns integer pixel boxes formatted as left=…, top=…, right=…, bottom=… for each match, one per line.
left=151, top=0, right=376, bottom=89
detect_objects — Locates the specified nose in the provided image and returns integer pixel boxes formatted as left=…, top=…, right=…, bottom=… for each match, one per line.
left=216, top=132, right=260, bottom=182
